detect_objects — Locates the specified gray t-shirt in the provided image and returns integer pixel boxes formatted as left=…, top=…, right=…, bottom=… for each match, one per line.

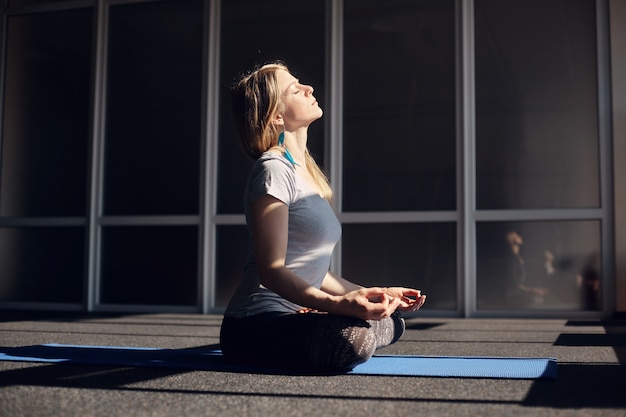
left=224, top=152, right=342, bottom=317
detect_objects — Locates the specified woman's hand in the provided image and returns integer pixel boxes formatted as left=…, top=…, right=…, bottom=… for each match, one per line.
left=331, top=287, right=402, bottom=320
left=384, top=287, right=427, bottom=312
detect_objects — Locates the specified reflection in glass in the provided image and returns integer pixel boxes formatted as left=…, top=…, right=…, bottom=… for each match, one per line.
left=477, top=221, right=601, bottom=311
left=218, top=0, right=326, bottom=214
left=0, top=227, right=85, bottom=303
left=343, top=0, right=456, bottom=212
left=100, top=226, right=198, bottom=306
left=1, top=11, right=92, bottom=217
left=475, top=0, right=599, bottom=209
left=104, top=0, right=203, bottom=215
left=342, top=223, right=457, bottom=310
left=215, top=225, right=249, bottom=308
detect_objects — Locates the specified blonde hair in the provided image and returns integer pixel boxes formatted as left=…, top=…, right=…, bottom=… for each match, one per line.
left=232, top=62, right=332, bottom=200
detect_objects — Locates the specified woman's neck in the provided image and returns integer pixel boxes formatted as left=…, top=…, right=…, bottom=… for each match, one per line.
left=282, top=129, right=308, bottom=167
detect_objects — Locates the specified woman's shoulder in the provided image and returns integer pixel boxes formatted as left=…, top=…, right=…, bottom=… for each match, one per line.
left=247, top=151, right=297, bottom=205
left=254, top=151, right=295, bottom=174
left=248, top=150, right=297, bottom=184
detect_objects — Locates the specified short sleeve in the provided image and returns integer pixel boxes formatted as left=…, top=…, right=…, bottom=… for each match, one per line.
left=247, top=153, right=296, bottom=206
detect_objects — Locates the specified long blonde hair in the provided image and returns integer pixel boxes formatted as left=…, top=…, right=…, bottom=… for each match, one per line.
left=232, top=62, right=332, bottom=200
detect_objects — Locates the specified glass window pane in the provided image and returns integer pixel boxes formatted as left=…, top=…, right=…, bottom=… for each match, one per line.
left=215, top=225, right=248, bottom=308
left=342, top=223, right=457, bottom=310
left=476, top=221, right=601, bottom=311
left=100, top=226, right=198, bottom=306
left=0, top=227, right=85, bottom=303
left=1, top=11, right=92, bottom=217
left=475, top=0, right=599, bottom=209
left=343, top=0, right=456, bottom=212
left=218, top=0, right=326, bottom=214
left=103, top=0, right=203, bottom=215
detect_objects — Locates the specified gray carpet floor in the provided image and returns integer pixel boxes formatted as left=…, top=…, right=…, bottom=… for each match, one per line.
left=1, top=311, right=624, bottom=417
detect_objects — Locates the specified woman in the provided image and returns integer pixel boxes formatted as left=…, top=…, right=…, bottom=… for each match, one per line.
left=220, top=62, right=427, bottom=372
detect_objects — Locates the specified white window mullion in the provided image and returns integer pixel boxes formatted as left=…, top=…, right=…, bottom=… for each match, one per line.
left=328, top=0, right=344, bottom=276
left=596, top=0, right=615, bottom=317
left=86, top=0, right=108, bottom=312
left=201, top=0, right=221, bottom=313
left=460, top=0, right=476, bottom=318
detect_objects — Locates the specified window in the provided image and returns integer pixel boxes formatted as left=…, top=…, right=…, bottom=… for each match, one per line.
left=0, top=227, right=85, bottom=303
left=342, top=222, right=457, bottom=310
left=475, top=0, right=599, bottom=209
left=474, top=0, right=603, bottom=314
left=0, top=0, right=611, bottom=317
left=0, top=9, right=92, bottom=304
left=1, top=10, right=92, bottom=217
left=477, top=221, right=601, bottom=310
left=217, top=0, right=327, bottom=214
left=215, top=0, right=327, bottom=306
left=97, top=0, right=204, bottom=307
left=100, top=226, right=198, bottom=306
left=343, top=0, right=456, bottom=212
left=103, top=0, right=203, bottom=216
left=341, top=0, right=457, bottom=310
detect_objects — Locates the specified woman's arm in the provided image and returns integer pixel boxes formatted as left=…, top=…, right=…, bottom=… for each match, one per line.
left=321, top=271, right=363, bottom=295
left=250, top=194, right=400, bottom=320
left=322, top=272, right=427, bottom=313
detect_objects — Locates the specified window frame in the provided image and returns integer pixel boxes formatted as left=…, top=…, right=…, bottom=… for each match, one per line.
left=0, top=0, right=614, bottom=318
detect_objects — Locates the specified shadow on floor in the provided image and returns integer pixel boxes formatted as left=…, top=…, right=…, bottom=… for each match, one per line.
left=524, top=362, right=625, bottom=408
left=1, top=357, right=624, bottom=409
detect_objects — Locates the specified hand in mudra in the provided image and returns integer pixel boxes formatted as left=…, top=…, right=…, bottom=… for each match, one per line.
left=384, top=287, right=427, bottom=312
left=334, top=287, right=425, bottom=320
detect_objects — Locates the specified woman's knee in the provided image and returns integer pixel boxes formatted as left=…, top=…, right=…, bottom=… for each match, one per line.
left=308, top=319, right=377, bottom=371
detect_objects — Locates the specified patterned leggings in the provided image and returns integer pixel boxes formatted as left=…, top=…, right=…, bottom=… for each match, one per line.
left=219, top=311, right=405, bottom=372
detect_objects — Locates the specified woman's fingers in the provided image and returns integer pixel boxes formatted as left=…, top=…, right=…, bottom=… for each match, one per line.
left=395, top=294, right=427, bottom=312
left=340, top=287, right=426, bottom=319
left=362, top=289, right=402, bottom=318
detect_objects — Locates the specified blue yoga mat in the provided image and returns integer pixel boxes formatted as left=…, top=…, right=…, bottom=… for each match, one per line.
left=0, top=344, right=557, bottom=379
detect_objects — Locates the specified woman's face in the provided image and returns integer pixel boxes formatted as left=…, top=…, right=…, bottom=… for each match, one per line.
left=275, top=69, right=323, bottom=129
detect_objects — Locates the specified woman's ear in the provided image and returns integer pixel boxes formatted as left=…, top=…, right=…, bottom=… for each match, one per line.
left=272, top=114, right=285, bottom=127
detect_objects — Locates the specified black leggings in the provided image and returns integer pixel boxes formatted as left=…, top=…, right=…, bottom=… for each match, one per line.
left=219, top=312, right=405, bottom=372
